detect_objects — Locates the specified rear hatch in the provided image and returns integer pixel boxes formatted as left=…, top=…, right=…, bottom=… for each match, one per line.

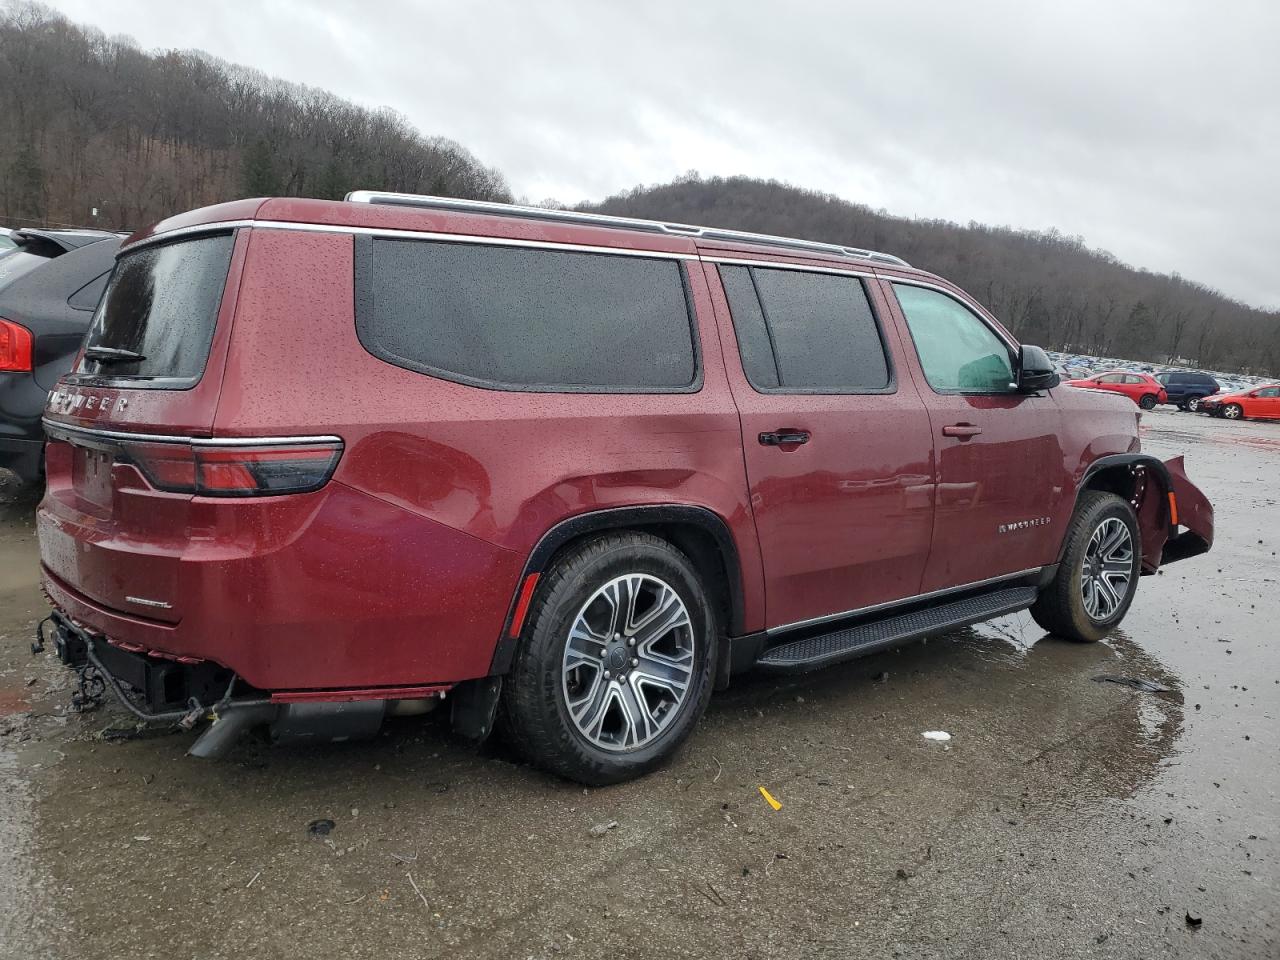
left=39, top=229, right=245, bottom=624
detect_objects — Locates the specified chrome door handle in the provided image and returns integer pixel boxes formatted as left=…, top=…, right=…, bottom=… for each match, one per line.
left=942, top=423, right=983, bottom=439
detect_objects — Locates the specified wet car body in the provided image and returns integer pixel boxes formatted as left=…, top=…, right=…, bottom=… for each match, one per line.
left=32, top=194, right=1215, bottom=778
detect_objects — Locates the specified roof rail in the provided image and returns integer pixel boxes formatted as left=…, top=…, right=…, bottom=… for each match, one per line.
left=345, top=190, right=910, bottom=268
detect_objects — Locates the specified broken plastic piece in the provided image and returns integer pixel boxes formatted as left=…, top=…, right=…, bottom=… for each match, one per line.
left=922, top=731, right=952, bottom=741
left=759, top=786, right=782, bottom=810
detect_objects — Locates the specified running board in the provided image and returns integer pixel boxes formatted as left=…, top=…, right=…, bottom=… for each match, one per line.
left=755, top=586, right=1038, bottom=673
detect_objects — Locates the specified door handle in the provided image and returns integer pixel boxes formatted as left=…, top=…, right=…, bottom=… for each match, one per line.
left=759, top=430, right=810, bottom=446
left=942, top=423, right=983, bottom=439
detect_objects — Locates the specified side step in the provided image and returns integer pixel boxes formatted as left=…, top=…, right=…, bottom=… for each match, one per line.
left=755, top=586, right=1038, bottom=673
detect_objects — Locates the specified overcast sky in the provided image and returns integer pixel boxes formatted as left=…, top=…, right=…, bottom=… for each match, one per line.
left=44, top=0, right=1280, bottom=310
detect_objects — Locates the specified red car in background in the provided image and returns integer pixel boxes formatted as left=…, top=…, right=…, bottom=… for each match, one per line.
left=1200, top=384, right=1280, bottom=420
left=1065, top=371, right=1167, bottom=409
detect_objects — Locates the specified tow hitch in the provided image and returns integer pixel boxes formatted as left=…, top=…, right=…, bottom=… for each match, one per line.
left=33, top=611, right=396, bottom=758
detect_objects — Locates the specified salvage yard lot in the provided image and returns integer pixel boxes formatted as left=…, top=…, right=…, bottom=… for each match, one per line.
left=1, top=408, right=1276, bottom=960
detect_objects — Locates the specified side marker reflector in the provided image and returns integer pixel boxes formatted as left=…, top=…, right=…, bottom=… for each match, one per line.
left=508, top=573, right=541, bottom=638
left=1167, top=491, right=1179, bottom=527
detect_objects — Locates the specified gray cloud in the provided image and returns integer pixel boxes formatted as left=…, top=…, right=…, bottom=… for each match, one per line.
left=46, top=0, right=1280, bottom=309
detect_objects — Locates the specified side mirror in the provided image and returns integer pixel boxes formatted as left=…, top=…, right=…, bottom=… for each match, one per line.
left=1017, top=344, right=1060, bottom=393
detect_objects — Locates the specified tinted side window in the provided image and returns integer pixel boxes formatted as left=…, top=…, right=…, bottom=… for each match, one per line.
left=893, top=284, right=1014, bottom=393
left=356, top=238, right=697, bottom=391
left=1096, top=373, right=1124, bottom=384
left=68, top=271, right=111, bottom=312
left=718, top=265, right=890, bottom=392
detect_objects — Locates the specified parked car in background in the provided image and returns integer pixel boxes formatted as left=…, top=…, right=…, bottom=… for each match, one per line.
left=1156, top=371, right=1220, bottom=411
left=1064, top=370, right=1167, bottom=409
left=35, top=193, right=1214, bottom=784
left=0, top=228, right=122, bottom=483
left=0, top=227, right=17, bottom=252
left=1200, top=384, right=1280, bottom=421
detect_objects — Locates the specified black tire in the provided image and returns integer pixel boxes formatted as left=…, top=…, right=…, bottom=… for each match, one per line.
left=1031, top=491, right=1141, bottom=643
left=501, top=531, right=718, bottom=785
left=1176, top=400, right=1189, bottom=412
left=1139, top=394, right=1157, bottom=410
left=1223, top=403, right=1244, bottom=421
left=1187, top=396, right=1202, bottom=412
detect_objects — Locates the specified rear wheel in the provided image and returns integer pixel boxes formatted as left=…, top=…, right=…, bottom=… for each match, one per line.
left=1187, top=396, right=1202, bottom=412
left=1223, top=403, right=1244, bottom=420
left=1031, top=491, right=1140, bottom=643
left=501, top=532, right=717, bottom=785
left=1139, top=394, right=1157, bottom=410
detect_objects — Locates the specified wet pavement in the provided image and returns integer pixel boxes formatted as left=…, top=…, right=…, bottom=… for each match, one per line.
left=0, top=407, right=1276, bottom=959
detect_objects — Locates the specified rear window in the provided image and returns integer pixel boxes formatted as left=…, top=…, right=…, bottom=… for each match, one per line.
left=355, top=237, right=698, bottom=392
left=718, top=264, right=891, bottom=392
left=77, top=233, right=234, bottom=385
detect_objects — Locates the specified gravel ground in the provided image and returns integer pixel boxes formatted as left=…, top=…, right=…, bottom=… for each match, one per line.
left=0, top=406, right=1275, bottom=960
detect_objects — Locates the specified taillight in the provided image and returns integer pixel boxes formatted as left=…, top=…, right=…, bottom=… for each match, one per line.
left=0, top=318, right=34, bottom=372
left=120, top=439, right=343, bottom=497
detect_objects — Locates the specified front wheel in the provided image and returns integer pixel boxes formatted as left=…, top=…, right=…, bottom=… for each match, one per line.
left=1139, top=394, right=1158, bottom=410
left=501, top=532, right=717, bottom=785
left=1031, top=491, right=1140, bottom=642
left=1223, top=403, right=1244, bottom=420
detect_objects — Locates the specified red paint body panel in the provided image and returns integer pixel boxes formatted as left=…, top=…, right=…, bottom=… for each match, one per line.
left=701, top=262, right=936, bottom=627
left=35, top=196, right=1215, bottom=700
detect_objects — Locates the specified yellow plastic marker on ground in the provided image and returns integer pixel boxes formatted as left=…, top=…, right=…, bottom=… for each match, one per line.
left=758, top=786, right=782, bottom=811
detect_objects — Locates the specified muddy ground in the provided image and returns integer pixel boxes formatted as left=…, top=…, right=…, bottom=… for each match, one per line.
left=0, top=406, right=1276, bottom=960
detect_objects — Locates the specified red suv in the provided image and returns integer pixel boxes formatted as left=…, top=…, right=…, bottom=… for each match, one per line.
left=1065, top=370, right=1168, bottom=409
left=35, top=193, right=1214, bottom=784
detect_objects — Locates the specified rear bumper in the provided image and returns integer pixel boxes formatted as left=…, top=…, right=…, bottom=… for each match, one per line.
left=39, top=480, right=525, bottom=691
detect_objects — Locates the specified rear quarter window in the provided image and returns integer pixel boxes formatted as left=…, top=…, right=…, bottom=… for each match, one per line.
left=77, top=232, right=234, bottom=385
left=354, top=237, right=699, bottom=392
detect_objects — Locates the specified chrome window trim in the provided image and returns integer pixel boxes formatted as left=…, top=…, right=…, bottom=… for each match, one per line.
left=766, top=567, right=1043, bottom=636
left=123, top=219, right=699, bottom=262
left=701, top=254, right=876, bottom=279
left=42, top=419, right=341, bottom=447
left=124, top=220, right=918, bottom=272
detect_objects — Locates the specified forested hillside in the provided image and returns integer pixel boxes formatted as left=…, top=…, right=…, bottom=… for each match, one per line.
left=582, top=176, right=1279, bottom=375
left=1, top=5, right=1274, bottom=375
left=0, top=3, right=509, bottom=231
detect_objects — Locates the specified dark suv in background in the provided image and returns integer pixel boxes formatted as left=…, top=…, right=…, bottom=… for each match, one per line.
left=0, top=228, right=121, bottom=483
left=1156, top=371, right=1219, bottom=411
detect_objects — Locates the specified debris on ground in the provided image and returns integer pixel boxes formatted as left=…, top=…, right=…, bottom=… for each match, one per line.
left=1185, top=911, right=1203, bottom=928
left=758, top=786, right=782, bottom=810
left=921, top=731, right=952, bottom=742
left=588, top=819, right=619, bottom=837
left=1093, top=675, right=1171, bottom=693
left=307, top=818, right=335, bottom=838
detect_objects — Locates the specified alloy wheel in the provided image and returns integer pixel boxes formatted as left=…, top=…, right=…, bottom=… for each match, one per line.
left=1187, top=397, right=1201, bottom=412
left=1224, top=404, right=1242, bottom=420
left=561, top=574, right=696, bottom=752
left=1080, top=517, right=1134, bottom=621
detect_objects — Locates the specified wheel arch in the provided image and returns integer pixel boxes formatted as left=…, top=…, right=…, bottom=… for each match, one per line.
left=488, top=505, right=746, bottom=677
left=1066, top=454, right=1175, bottom=572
